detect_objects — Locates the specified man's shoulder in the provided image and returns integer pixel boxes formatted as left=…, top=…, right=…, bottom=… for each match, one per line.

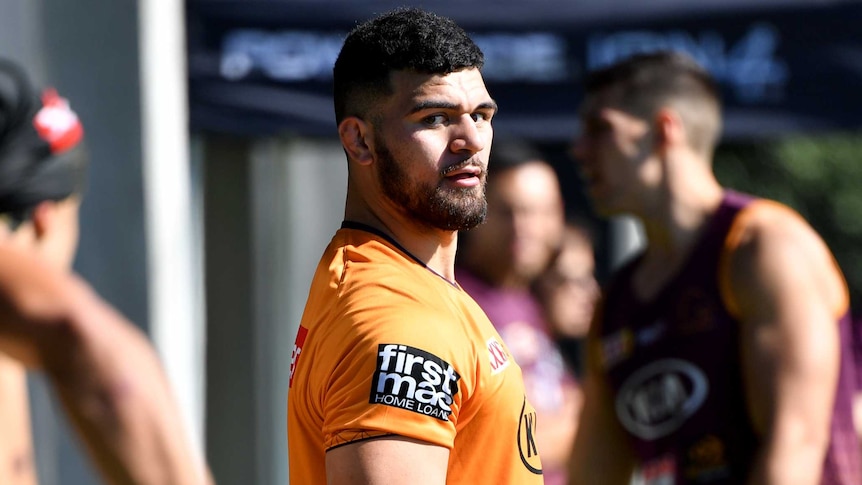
left=329, top=228, right=425, bottom=276
left=0, top=244, right=92, bottom=315
left=725, top=198, right=826, bottom=258
left=719, top=196, right=847, bottom=318
left=307, top=243, right=461, bottom=328
left=307, top=229, right=426, bottom=301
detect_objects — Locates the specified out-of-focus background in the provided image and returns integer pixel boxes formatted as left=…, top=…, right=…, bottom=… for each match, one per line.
left=2, top=0, right=861, bottom=483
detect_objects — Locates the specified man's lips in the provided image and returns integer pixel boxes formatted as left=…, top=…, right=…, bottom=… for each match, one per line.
left=444, top=165, right=485, bottom=188
left=443, top=163, right=484, bottom=187
left=445, top=166, right=481, bottom=179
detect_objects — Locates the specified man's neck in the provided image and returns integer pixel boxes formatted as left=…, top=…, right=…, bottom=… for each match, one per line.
left=640, top=162, right=724, bottom=256
left=344, top=195, right=459, bottom=281
left=632, top=178, right=724, bottom=302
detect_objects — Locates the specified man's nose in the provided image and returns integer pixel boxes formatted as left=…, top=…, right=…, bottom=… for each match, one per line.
left=450, top=115, right=486, bottom=154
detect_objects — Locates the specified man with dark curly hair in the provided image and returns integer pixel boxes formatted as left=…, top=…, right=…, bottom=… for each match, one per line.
left=287, top=8, right=545, bottom=484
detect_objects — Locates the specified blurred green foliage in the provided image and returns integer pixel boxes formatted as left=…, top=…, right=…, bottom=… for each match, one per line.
left=714, top=131, right=862, bottom=316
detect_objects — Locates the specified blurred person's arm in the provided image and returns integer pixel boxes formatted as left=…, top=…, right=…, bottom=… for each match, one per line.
left=727, top=206, right=842, bottom=485
left=0, top=245, right=212, bottom=485
left=0, top=354, right=38, bottom=485
left=568, top=313, right=635, bottom=485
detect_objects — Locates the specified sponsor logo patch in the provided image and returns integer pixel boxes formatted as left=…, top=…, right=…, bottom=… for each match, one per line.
left=487, top=337, right=511, bottom=375
left=517, top=396, right=543, bottom=475
left=369, top=344, right=460, bottom=421
left=616, top=359, right=709, bottom=440
left=289, top=326, right=309, bottom=388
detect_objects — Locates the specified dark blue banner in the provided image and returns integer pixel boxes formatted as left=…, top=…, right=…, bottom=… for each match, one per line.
left=187, top=1, right=862, bottom=140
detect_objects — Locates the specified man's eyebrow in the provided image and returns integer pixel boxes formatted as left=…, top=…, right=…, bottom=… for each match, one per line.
left=478, top=100, right=499, bottom=113
left=408, top=99, right=499, bottom=115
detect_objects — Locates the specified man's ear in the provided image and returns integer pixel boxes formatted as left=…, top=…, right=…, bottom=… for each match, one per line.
left=338, top=117, right=374, bottom=166
left=654, top=107, right=686, bottom=151
left=30, top=200, right=56, bottom=242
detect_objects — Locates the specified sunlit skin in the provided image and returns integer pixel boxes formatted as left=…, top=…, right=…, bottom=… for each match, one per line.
left=0, top=196, right=80, bottom=485
left=0, top=197, right=214, bottom=485
left=340, top=68, right=497, bottom=281
left=0, top=355, right=36, bottom=485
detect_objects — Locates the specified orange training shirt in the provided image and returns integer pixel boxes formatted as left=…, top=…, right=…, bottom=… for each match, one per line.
left=287, top=225, right=544, bottom=484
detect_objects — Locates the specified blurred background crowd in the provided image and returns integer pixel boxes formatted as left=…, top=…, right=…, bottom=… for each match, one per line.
left=2, top=0, right=861, bottom=483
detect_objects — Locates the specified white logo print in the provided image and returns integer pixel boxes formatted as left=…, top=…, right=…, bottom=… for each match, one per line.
left=616, top=359, right=709, bottom=440
left=369, top=344, right=461, bottom=421
left=487, top=337, right=510, bottom=375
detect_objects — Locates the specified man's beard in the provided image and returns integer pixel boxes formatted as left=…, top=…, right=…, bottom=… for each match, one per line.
left=375, top=135, right=487, bottom=231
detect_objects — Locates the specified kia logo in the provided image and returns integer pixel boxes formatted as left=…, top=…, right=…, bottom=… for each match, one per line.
left=615, top=359, right=708, bottom=440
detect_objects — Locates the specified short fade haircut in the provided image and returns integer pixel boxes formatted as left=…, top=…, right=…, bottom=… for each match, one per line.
left=585, top=51, right=722, bottom=157
left=333, top=7, right=484, bottom=124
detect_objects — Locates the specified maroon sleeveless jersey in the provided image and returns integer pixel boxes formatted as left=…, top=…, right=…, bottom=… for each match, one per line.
left=597, top=191, right=862, bottom=484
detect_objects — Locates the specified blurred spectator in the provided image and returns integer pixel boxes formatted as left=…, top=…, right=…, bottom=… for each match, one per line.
left=457, top=139, right=581, bottom=485
left=533, top=218, right=599, bottom=377
left=0, top=58, right=210, bottom=485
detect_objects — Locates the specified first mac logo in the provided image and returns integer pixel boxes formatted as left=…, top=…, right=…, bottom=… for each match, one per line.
left=370, top=344, right=461, bottom=421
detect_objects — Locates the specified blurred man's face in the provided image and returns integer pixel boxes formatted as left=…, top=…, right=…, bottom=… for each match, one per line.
left=571, top=91, right=654, bottom=217
left=469, top=162, right=564, bottom=285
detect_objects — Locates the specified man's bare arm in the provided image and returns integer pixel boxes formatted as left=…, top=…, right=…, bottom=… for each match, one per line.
left=326, top=435, right=449, bottom=485
left=728, top=207, right=842, bottom=485
left=0, top=246, right=212, bottom=485
left=0, top=355, right=38, bottom=485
